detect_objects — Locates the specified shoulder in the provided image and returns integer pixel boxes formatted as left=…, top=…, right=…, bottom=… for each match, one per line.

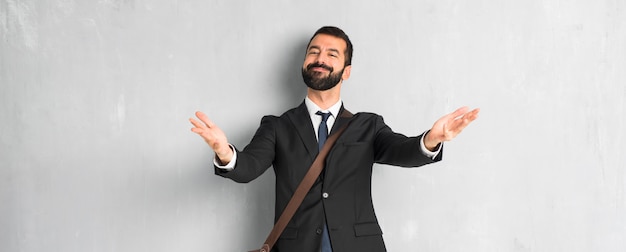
left=256, top=104, right=305, bottom=127
left=353, top=111, right=380, bottom=118
left=347, top=112, right=394, bottom=133
left=352, top=111, right=384, bottom=122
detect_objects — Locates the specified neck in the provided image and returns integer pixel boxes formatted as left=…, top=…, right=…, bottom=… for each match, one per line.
left=307, top=83, right=342, bottom=110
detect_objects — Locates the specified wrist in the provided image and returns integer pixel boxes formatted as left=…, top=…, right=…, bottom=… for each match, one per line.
left=424, top=132, right=441, bottom=151
left=215, top=145, right=234, bottom=165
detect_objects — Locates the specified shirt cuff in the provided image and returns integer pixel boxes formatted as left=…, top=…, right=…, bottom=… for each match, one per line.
left=213, top=144, right=237, bottom=171
left=420, top=131, right=441, bottom=159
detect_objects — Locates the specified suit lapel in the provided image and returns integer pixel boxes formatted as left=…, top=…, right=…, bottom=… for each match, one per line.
left=287, top=102, right=319, bottom=162
left=330, top=105, right=354, bottom=136
left=287, top=102, right=355, bottom=163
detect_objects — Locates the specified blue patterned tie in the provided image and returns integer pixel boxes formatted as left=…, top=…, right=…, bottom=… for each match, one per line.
left=316, top=111, right=331, bottom=151
left=316, top=111, right=332, bottom=252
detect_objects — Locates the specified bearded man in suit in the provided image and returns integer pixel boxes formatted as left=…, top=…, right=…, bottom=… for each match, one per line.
left=190, top=26, right=479, bottom=252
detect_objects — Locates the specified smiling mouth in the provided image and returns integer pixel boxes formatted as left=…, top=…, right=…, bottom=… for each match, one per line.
left=311, top=67, right=330, bottom=72
left=307, top=63, right=333, bottom=73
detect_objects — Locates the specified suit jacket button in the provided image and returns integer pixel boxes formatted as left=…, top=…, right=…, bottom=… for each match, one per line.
left=316, top=228, right=323, bottom=234
left=322, top=192, right=329, bottom=199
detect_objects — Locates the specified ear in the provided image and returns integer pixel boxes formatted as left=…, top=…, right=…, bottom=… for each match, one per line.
left=342, top=65, right=352, bottom=81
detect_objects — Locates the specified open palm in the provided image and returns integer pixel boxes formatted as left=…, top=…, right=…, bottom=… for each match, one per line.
left=424, top=107, right=480, bottom=150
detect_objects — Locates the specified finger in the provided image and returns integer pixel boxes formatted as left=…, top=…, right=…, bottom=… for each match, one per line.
left=468, top=108, right=480, bottom=120
left=449, top=106, right=470, bottom=119
left=190, top=127, right=204, bottom=134
left=444, top=120, right=464, bottom=137
left=459, top=108, right=480, bottom=125
left=189, top=117, right=207, bottom=129
left=454, top=118, right=470, bottom=133
left=448, top=107, right=479, bottom=127
left=449, top=111, right=478, bottom=134
left=195, top=111, right=215, bottom=128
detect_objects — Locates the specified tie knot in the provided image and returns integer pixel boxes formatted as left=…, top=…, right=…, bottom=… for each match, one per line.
left=316, top=111, right=331, bottom=122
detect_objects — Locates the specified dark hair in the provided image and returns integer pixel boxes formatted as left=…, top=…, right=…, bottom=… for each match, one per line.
left=307, top=26, right=353, bottom=66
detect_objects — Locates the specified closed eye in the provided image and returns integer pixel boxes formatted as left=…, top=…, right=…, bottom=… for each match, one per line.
left=307, top=46, right=321, bottom=55
left=328, top=48, right=340, bottom=58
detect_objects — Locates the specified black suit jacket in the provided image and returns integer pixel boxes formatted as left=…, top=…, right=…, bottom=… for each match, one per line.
left=216, top=102, right=443, bottom=252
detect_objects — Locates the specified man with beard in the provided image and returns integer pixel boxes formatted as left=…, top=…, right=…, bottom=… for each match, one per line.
left=190, top=26, right=479, bottom=252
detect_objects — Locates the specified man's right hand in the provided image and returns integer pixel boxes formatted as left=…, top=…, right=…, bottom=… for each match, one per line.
left=189, top=111, right=233, bottom=164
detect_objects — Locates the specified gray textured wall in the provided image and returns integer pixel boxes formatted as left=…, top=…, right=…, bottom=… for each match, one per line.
left=1, top=0, right=625, bottom=251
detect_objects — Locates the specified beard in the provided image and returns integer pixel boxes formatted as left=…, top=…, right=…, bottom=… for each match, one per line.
left=301, top=63, right=344, bottom=91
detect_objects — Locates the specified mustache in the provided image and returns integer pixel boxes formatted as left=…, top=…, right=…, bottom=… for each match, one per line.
left=306, top=63, right=333, bottom=72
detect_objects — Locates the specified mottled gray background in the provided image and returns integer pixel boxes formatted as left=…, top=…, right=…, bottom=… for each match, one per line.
left=1, top=0, right=625, bottom=251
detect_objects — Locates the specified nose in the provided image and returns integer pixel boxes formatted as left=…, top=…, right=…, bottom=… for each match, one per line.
left=313, top=53, right=327, bottom=65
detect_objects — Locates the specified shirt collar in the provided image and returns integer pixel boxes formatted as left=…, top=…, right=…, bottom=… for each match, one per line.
left=305, top=96, right=342, bottom=117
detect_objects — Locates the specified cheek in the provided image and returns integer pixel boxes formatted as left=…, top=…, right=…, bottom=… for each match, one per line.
left=303, top=58, right=314, bottom=68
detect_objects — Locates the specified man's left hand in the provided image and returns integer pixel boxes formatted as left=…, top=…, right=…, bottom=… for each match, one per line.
left=424, top=106, right=480, bottom=151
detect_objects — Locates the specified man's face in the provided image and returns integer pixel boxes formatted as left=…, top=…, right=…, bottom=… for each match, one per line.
left=302, top=34, right=351, bottom=91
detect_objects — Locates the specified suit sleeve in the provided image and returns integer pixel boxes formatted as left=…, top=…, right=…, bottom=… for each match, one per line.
left=373, top=115, right=443, bottom=167
left=214, top=116, right=277, bottom=183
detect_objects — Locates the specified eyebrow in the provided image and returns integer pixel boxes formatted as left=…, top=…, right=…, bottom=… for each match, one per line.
left=307, top=45, right=321, bottom=51
left=328, top=48, right=340, bottom=54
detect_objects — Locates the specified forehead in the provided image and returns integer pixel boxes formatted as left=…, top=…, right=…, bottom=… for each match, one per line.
left=308, top=34, right=347, bottom=53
